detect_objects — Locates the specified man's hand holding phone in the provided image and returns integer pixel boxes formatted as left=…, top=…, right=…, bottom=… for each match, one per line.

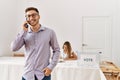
left=22, top=21, right=29, bottom=31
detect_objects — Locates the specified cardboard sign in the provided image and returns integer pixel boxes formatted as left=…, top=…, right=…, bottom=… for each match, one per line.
left=77, top=52, right=99, bottom=66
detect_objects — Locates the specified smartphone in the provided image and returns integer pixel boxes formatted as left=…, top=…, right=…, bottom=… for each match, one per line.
left=25, top=23, right=29, bottom=28
left=25, top=18, right=29, bottom=28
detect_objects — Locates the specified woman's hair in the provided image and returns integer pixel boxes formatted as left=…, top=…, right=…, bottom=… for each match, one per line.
left=25, top=7, right=39, bottom=13
left=63, top=41, right=72, bottom=58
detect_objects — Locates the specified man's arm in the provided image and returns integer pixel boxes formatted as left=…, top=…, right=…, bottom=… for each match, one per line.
left=43, top=30, right=60, bottom=76
left=11, top=22, right=28, bottom=51
left=11, top=30, right=26, bottom=51
left=47, top=30, right=60, bottom=70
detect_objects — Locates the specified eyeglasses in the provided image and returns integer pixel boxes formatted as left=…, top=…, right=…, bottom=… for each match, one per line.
left=25, top=13, right=38, bottom=19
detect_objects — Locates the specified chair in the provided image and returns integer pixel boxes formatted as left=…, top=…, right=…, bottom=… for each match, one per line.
left=100, top=61, right=120, bottom=80
left=117, top=71, right=120, bottom=80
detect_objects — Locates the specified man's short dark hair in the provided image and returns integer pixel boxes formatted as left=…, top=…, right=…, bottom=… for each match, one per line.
left=25, top=7, right=39, bottom=13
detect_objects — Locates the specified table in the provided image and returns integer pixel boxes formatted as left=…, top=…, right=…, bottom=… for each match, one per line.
left=0, top=57, right=24, bottom=80
left=52, top=60, right=106, bottom=80
left=0, top=57, right=106, bottom=80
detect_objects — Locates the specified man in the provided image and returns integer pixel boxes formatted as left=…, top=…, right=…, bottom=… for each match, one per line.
left=11, top=7, right=60, bottom=80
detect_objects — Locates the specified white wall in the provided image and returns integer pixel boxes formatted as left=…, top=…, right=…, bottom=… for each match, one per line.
left=112, top=1, right=120, bottom=66
left=0, top=0, right=120, bottom=66
left=0, top=0, right=17, bottom=56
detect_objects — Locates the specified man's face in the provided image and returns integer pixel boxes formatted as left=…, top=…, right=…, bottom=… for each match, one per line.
left=25, top=10, right=40, bottom=26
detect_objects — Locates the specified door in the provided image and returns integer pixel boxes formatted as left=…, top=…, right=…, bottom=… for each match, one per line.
left=82, top=16, right=112, bottom=61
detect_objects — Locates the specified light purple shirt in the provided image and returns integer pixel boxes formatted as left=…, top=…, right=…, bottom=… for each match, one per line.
left=11, top=25, right=60, bottom=80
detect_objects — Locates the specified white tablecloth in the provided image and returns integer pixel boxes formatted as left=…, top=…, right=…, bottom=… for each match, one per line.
left=0, top=57, right=106, bottom=80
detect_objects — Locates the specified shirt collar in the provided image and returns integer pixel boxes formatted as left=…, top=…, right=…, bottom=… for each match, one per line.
left=28, top=24, right=45, bottom=33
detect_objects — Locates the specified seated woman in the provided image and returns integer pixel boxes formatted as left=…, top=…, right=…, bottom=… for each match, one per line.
left=61, top=41, right=77, bottom=60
